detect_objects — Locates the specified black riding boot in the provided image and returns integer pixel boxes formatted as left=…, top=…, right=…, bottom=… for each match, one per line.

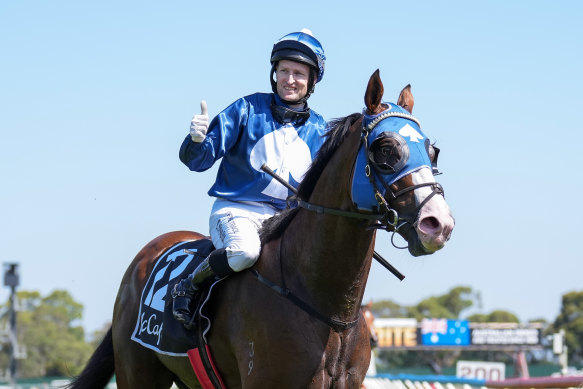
left=172, top=256, right=216, bottom=326
left=172, top=248, right=233, bottom=326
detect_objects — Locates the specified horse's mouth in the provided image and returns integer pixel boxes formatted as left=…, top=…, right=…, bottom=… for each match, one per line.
left=394, top=213, right=453, bottom=256
left=408, top=235, right=433, bottom=257
left=396, top=225, right=433, bottom=257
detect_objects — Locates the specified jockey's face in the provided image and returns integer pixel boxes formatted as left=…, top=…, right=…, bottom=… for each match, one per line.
left=275, top=59, right=311, bottom=107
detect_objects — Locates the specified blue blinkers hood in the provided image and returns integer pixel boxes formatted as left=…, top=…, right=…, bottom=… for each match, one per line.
left=351, top=103, right=432, bottom=212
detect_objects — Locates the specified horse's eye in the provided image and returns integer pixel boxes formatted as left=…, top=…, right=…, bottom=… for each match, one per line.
left=368, top=132, right=409, bottom=174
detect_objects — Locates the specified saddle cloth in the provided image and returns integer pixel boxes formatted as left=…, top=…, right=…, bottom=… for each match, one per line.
left=130, top=238, right=214, bottom=356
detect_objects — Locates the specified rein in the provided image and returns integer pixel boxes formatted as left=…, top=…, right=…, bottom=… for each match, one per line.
left=296, top=199, right=382, bottom=221
left=261, top=163, right=404, bottom=279
left=249, top=268, right=360, bottom=332
left=250, top=212, right=360, bottom=332
left=264, top=109, right=444, bottom=243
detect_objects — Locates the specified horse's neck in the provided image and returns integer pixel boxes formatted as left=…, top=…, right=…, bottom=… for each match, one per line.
left=283, top=122, right=374, bottom=321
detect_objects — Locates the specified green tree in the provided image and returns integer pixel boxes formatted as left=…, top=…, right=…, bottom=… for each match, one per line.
left=409, top=286, right=475, bottom=320
left=467, top=310, right=519, bottom=323
left=0, top=290, right=93, bottom=377
left=370, top=299, right=407, bottom=318
left=550, top=290, right=583, bottom=364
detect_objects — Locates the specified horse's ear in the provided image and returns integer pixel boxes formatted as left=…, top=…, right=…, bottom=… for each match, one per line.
left=397, top=84, right=414, bottom=113
left=364, top=69, right=384, bottom=114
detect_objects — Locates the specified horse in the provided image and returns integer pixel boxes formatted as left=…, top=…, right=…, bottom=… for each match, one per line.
left=69, top=69, right=454, bottom=389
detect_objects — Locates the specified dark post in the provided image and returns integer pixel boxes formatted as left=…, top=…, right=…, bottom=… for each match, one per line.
left=4, top=263, right=19, bottom=387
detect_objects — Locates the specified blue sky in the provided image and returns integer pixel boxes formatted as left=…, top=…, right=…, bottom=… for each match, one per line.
left=1, top=1, right=582, bottom=334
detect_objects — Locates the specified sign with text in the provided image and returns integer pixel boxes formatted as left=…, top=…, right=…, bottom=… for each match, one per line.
left=375, top=318, right=418, bottom=348
left=471, top=326, right=541, bottom=346
left=457, top=360, right=505, bottom=381
left=373, top=319, right=543, bottom=349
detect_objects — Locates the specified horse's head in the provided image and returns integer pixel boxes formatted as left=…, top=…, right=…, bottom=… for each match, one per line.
left=352, top=70, right=454, bottom=256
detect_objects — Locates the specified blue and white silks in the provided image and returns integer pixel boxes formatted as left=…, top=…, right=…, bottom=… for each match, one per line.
left=179, top=93, right=327, bottom=211
left=351, top=103, right=433, bottom=212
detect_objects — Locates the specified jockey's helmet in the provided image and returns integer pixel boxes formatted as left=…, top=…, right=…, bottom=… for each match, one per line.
left=270, top=29, right=326, bottom=101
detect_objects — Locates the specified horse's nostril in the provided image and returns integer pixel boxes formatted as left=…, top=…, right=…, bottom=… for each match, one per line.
left=419, top=216, right=440, bottom=233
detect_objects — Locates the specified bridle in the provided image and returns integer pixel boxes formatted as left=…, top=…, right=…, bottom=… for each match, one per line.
left=361, top=114, right=444, bottom=248
left=296, top=111, right=445, bottom=250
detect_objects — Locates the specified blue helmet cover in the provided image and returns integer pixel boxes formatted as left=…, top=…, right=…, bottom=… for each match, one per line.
left=271, top=31, right=326, bottom=83
left=351, top=103, right=433, bottom=212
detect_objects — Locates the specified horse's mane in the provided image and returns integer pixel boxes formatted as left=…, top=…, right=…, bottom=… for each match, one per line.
left=260, top=113, right=361, bottom=244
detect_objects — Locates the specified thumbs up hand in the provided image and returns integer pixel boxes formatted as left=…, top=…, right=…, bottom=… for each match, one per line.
left=190, top=100, right=209, bottom=143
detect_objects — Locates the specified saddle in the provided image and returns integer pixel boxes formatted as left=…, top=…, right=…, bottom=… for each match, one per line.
left=130, top=238, right=226, bottom=388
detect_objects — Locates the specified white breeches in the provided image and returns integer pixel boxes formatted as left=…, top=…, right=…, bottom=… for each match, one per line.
left=209, top=198, right=278, bottom=272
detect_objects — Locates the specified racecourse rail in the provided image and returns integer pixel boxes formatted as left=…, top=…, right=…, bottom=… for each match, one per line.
left=2, top=374, right=583, bottom=389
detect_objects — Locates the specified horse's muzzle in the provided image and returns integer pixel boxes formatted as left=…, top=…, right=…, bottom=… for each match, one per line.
left=395, top=224, right=432, bottom=257
left=407, top=234, right=433, bottom=257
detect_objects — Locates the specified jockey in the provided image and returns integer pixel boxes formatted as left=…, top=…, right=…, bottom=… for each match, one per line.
left=173, top=29, right=327, bottom=325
